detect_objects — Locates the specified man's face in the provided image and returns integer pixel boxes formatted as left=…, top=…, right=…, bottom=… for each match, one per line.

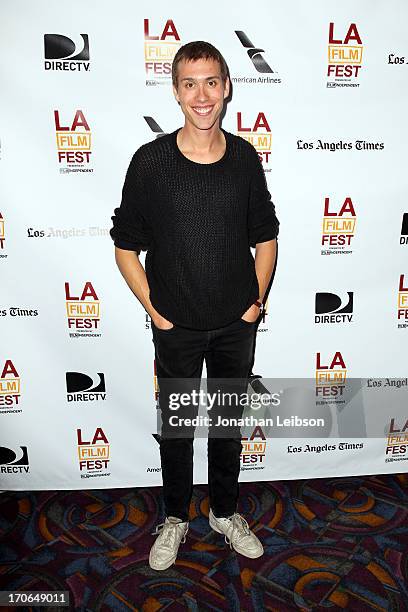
left=173, top=57, right=230, bottom=131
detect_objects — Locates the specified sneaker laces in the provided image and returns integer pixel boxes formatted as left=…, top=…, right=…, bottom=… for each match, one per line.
left=224, top=513, right=251, bottom=550
left=151, top=519, right=188, bottom=548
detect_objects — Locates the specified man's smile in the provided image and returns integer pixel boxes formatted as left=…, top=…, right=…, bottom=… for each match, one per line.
left=191, top=105, right=214, bottom=116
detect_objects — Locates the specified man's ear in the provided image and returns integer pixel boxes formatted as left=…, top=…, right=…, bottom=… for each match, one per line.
left=224, top=76, right=230, bottom=99
left=173, top=83, right=180, bottom=103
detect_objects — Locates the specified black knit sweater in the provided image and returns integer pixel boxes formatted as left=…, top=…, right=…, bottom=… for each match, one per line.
left=110, top=128, right=279, bottom=330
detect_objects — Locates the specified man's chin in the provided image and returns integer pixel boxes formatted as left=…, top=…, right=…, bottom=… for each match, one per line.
left=197, top=125, right=217, bottom=131
left=187, top=117, right=220, bottom=131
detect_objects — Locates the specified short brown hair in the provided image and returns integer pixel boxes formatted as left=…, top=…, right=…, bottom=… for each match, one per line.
left=172, top=41, right=229, bottom=88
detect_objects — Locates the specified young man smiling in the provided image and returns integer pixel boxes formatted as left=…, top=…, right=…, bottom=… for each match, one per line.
left=110, top=41, right=279, bottom=570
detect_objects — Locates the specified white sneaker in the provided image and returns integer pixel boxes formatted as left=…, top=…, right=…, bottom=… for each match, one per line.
left=149, top=516, right=189, bottom=570
left=209, top=508, right=264, bottom=558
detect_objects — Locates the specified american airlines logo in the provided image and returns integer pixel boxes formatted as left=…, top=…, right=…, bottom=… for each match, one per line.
left=144, top=116, right=166, bottom=138
left=235, top=31, right=274, bottom=73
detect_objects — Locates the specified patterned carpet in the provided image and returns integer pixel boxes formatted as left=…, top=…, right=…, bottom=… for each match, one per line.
left=0, top=474, right=407, bottom=611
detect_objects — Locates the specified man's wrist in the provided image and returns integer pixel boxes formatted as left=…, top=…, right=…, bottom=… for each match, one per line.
left=253, top=299, right=265, bottom=314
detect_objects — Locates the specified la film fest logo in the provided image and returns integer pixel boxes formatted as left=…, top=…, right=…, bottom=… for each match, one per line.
left=327, top=22, right=363, bottom=88
left=241, top=426, right=266, bottom=469
left=0, top=359, right=21, bottom=414
left=401, top=213, right=408, bottom=245
left=66, top=372, right=106, bottom=402
left=385, top=417, right=408, bottom=462
left=0, top=446, right=29, bottom=474
left=397, top=274, right=408, bottom=329
left=144, top=19, right=181, bottom=86
left=315, top=292, right=353, bottom=324
left=153, top=360, right=159, bottom=401
left=233, top=31, right=281, bottom=85
left=44, top=34, right=90, bottom=71
left=77, top=427, right=110, bottom=478
left=315, top=351, right=347, bottom=405
left=54, top=110, right=93, bottom=173
left=236, top=112, right=272, bottom=169
left=65, top=282, right=101, bottom=338
left=0, top=212, right=5, bottom=248
left=321, top=196, right=356, bottom=256
left=0, top=212, right=6, bottom=258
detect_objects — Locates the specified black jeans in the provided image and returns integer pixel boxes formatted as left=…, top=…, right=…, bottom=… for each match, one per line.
left=152, top=317, right=257, bottom=522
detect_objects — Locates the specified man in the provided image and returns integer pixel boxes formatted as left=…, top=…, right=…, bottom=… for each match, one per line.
left=110, top=41, right=279, bottom=571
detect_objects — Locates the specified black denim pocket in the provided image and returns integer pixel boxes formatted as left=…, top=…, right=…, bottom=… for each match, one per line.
left=239, top=317, right=257, bottom=326
left=152, top=321, right=176, bottom=333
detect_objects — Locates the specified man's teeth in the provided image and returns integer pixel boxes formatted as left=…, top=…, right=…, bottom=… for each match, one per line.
left=193, top=107, right=212, bottom=114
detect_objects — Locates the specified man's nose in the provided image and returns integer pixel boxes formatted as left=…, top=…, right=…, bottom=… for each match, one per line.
left=196, top=82, right=208, bottom=101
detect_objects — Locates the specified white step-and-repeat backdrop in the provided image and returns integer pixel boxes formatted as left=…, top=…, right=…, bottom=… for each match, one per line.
left=1, top=0, right=407, bottom=489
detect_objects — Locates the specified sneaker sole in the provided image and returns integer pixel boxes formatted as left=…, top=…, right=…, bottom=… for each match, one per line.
left=209, top=514, right=264, bottom=559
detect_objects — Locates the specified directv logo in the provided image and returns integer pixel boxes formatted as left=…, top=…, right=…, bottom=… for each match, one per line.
left=44, top=34, right=90, bottom=71
left=315, top=292, right=353, bottom=323
left=400, top=213, right=408, bottom=245
left=0, top=445, right=29, bottom=474
left=66, top=372, right=106, bottom=401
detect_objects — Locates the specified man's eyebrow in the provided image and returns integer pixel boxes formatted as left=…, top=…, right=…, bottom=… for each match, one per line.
left=180, top=76, right=221, bottom=82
